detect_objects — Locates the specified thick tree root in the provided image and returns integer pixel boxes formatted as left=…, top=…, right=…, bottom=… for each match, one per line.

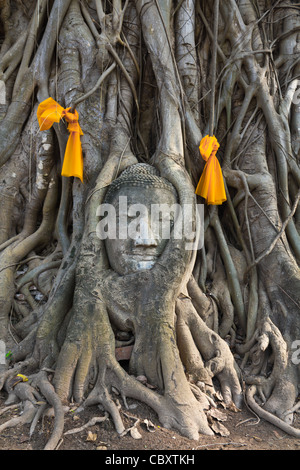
left=246, top=385, right=300, bottom=438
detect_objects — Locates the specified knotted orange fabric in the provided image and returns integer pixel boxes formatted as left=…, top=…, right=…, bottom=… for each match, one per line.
left=37, top=97, right=84, bottom=182
left=195, top=135, right=226, bottom=205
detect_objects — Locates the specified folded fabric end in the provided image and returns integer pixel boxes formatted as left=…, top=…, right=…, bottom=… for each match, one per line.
left=61, top=171, right=83, bottom=183
left=195, top=192, right=227, bottom=205
left=37, top=97, right=64, bottom=131
left=195, top=176, right=227, bottom=205
left=206, top=197, right=227, bottom=205
left=38, top=122, right=52, bottom=132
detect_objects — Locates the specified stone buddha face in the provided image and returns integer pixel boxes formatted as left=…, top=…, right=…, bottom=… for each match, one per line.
left=103, top=164, right=178, bottom=275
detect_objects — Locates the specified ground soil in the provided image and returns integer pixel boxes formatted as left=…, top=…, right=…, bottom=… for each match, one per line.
left=0, top=389, right=299, bottom=452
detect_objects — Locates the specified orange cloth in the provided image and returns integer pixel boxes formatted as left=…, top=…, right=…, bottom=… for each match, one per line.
left=195, top=135, right=226, bottom=205
left=37, top=97, right=84, bottom=182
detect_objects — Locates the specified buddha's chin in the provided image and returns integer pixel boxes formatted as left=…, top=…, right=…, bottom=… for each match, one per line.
left=118, top=257, right=157, bottom=275
left=134, top=259, right=156, bottom=271
left=107, top=252, right=160, bottom=275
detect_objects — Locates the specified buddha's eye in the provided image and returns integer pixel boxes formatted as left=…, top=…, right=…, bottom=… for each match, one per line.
left=116, top=211, right=136, bottom=220
left=159, top=213, right=175, bottom=224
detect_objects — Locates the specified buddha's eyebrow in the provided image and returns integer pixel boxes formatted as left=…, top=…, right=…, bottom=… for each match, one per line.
left=116, top=210, right=139, bottom=218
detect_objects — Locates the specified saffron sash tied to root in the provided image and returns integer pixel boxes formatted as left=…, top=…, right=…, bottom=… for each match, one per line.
left=37, top=97, right=84, bottom=182
left=195, top=135, right=226, bottom=205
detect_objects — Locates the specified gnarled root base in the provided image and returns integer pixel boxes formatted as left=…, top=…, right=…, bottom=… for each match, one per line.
left=237, top=317, right=300, bottom=436
left=0, top=287, right=245, bottom=448
left=0, top=370, right=67, bottom=450
left=1, top=302, right=299, bottom=448
left=246, top=385, right=300, bottom=438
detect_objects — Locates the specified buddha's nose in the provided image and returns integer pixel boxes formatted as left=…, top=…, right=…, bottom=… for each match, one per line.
left=133, top=218, right=158, bottom=247
left=134, top=237, right=158, bottom=247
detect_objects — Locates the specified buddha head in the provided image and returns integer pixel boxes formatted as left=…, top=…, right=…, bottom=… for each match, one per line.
left=102, top=163, right=178, bottom=275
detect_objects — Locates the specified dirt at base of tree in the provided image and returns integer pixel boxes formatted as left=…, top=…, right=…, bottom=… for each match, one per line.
left=0, top=393, right=299, bottom=451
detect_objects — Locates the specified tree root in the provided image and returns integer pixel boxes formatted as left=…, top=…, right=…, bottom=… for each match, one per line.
left=82, top=382, right=126, bottom=435
left=64, top=412, right=109, bottom=436
left=176, top=296, right=243, bottom=409
left=0, top=403, right=22, bottom=417
left=29, top=402, right=47, bottom=437
left=1, top=308, right=297, bottom=448
left=0, top=369, right=66, bottom=450
left=35, top=372, right=65, bottom=450
left=0, top=400, right=36, bottom=434
left=246, top=385, right=300, bottom=438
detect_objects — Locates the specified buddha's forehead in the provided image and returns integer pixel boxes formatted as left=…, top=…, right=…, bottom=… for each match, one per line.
left=104, top=163, right=177, bottom=204
left=109, top=185, right=177, bottom=209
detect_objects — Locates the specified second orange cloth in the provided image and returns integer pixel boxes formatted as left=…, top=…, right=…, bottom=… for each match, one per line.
left=37, top=97, right=84, bottom=182
left=195, top=135, right=226, bottom=205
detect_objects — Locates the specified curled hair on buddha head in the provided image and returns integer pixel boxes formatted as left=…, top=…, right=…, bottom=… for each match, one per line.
left=104, top=163, right=178, bottom=203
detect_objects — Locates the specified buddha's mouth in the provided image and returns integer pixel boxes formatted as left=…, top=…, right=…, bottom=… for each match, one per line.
left=130, top=248, right=159, bottom=257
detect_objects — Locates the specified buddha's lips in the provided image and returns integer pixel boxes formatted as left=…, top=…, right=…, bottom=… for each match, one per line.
left=127, top=250, right=159, bottom=260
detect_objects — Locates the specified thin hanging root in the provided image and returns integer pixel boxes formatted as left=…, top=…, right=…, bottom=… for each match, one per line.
left=70, top=62, right=116, bottom=112
left=0, top=400, right=36, bottom=433
left=64, top=412, right=109, bottom=436
left=246, top=385, right=300, bottom=438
